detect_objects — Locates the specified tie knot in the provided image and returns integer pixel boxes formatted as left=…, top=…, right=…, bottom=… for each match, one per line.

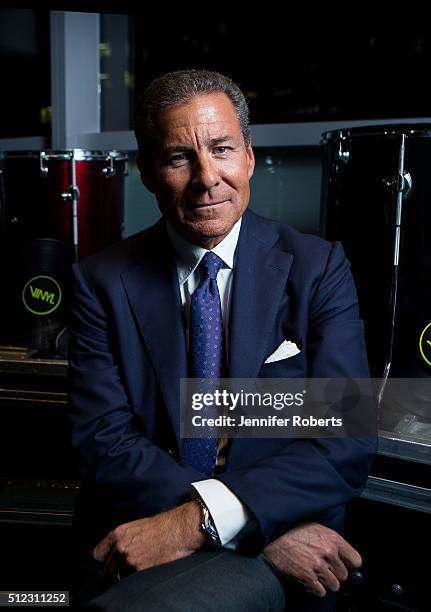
left=199, top=252, right=223, bottom=280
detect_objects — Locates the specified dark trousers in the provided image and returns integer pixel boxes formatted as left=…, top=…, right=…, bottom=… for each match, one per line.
left=73, top=549, right=337, bottom=612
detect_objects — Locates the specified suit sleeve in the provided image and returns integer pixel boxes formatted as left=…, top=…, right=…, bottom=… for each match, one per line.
left=216, top=241, right=378, bottom=547
left=68, top=261, right=202, bottom=522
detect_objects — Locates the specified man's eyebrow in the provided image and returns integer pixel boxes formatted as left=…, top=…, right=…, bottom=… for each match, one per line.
left=162, top=136, right=236, bottom=154
left=207, top=136, right=235, bottom=146
left=162, top=144, right=191, bottom=154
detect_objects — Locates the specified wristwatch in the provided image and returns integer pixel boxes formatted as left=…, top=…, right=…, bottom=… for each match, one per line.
left=194, top=497, right=221, bottom=546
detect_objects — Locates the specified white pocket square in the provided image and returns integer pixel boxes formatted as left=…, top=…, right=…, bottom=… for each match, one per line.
left=264, top=340, right=301, bottom=364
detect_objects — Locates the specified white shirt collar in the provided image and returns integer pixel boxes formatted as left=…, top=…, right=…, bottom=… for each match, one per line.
left=166, top=217, right=242, bottom=285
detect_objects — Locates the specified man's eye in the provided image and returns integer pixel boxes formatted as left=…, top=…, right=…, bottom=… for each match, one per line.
left=168, top=153, right=186, bottom=164
left=214, top=146, right=228, bottom=154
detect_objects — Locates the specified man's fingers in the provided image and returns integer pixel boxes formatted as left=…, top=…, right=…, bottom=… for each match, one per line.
left=93, top=535, right=114, bottom=562
left=304, top=578, right=326, bottom=598
left=327, top=555, right=349, bottom=583
left=102, top=547, right=122, bottom=579
left=316, top=565, right=341, bottom=594
left=337, top=539, right=362, bottom=570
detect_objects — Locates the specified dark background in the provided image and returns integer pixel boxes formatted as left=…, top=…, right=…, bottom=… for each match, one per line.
left=1, top=7, right=430, bottom=138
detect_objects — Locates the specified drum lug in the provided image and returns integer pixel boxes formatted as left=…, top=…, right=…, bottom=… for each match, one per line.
left=103, top=153, right=116, bottom=178
left=61, top=186, right=80, bottom=202
left=39, top=152, right=48, bottom=178
left=401, top=171, right=412, bottom=198
left=336, top=137, right=350, bottom=163
left=382, top=171, right=412, bottom=198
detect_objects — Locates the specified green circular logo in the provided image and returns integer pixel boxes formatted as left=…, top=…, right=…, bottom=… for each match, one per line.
left=419, top=321, right=431, bottom=367
left=22, top=275, right=62, bottom=316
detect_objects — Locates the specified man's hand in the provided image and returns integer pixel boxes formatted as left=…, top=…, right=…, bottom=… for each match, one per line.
left=262, top=522, right=362, bottom=598
left=93, top=501, right=205, bottom=578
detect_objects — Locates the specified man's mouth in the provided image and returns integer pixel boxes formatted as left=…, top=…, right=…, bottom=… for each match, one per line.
left=192, top=200, right=229, bottom=208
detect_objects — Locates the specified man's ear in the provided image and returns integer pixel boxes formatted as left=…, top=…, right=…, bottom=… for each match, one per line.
left=136, top=152, right=155, bottom=193
left=246, top=136, right=255, bottom=180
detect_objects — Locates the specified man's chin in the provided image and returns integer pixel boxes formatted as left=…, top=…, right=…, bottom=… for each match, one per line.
left=178, top=220, right=234, bottom=248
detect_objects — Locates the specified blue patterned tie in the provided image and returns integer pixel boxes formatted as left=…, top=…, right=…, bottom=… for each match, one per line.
left=182, top=252, right=224, bottom=476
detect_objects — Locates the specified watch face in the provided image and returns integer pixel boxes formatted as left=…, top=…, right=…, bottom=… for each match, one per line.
left=196, top=497, right=221, bottom=545
left=200, top=505, right=220, bottom=545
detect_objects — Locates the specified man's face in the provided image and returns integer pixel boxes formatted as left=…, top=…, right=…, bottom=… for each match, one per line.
left=139, top=93, right=255, bottom=248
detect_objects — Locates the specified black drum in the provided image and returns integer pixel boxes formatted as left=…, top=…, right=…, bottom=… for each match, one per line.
left=321, top=124, right=431, bottom=430
left=0, top=150, right=127, bottom=356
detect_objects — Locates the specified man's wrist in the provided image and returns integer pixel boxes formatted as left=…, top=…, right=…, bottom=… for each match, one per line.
left=180, top=501, right=207, bottom=550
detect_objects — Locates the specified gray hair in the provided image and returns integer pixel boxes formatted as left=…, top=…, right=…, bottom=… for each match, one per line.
left=134, top=69, right=251, bottom=159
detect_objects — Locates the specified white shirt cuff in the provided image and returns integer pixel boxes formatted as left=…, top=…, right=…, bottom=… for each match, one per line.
left=191, top=479, right=251, bottom=547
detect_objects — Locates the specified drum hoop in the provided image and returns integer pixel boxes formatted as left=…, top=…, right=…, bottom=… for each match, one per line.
left=0, top=150, right=127, bottom=161
left=321, top=124, right=431, bottom=143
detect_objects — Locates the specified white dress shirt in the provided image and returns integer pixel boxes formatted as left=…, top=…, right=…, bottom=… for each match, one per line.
left=166, top=218, right=251, bottom=547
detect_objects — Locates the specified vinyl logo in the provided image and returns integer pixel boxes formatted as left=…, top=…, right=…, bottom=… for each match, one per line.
left=22, top=275, right=62, bottom=315
left=419, top=322, right=431, bottom=367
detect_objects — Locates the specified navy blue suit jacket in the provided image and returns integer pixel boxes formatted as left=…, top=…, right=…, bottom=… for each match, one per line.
left=68, top=209, right=377, bottom=552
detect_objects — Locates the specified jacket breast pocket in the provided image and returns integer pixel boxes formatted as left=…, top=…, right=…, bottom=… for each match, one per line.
left=259, top=350, right=306, bottom=378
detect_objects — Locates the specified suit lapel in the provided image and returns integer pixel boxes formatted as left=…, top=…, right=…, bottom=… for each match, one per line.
left=118, top=212, right=295, bottom=453
left=120, top=221, right=187, bottom=441
left=228, top=211, right=294, bottom=378
left=226, top=211, right=295, bottom=469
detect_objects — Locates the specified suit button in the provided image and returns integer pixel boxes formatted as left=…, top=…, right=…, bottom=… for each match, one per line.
left=167, top=447, right=177, bottom=459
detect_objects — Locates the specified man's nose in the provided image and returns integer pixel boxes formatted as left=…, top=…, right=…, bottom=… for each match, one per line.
left=191, top=155, right=220, bottom=189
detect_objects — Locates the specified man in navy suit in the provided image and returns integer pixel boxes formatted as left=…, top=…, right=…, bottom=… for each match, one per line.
left=69, top=69, right=376, bottom=611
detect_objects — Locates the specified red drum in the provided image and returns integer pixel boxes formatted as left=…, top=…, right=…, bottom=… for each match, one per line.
left=0, top=150, right=127, bottom=355
left=0, top=150, right=127, bottom=259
